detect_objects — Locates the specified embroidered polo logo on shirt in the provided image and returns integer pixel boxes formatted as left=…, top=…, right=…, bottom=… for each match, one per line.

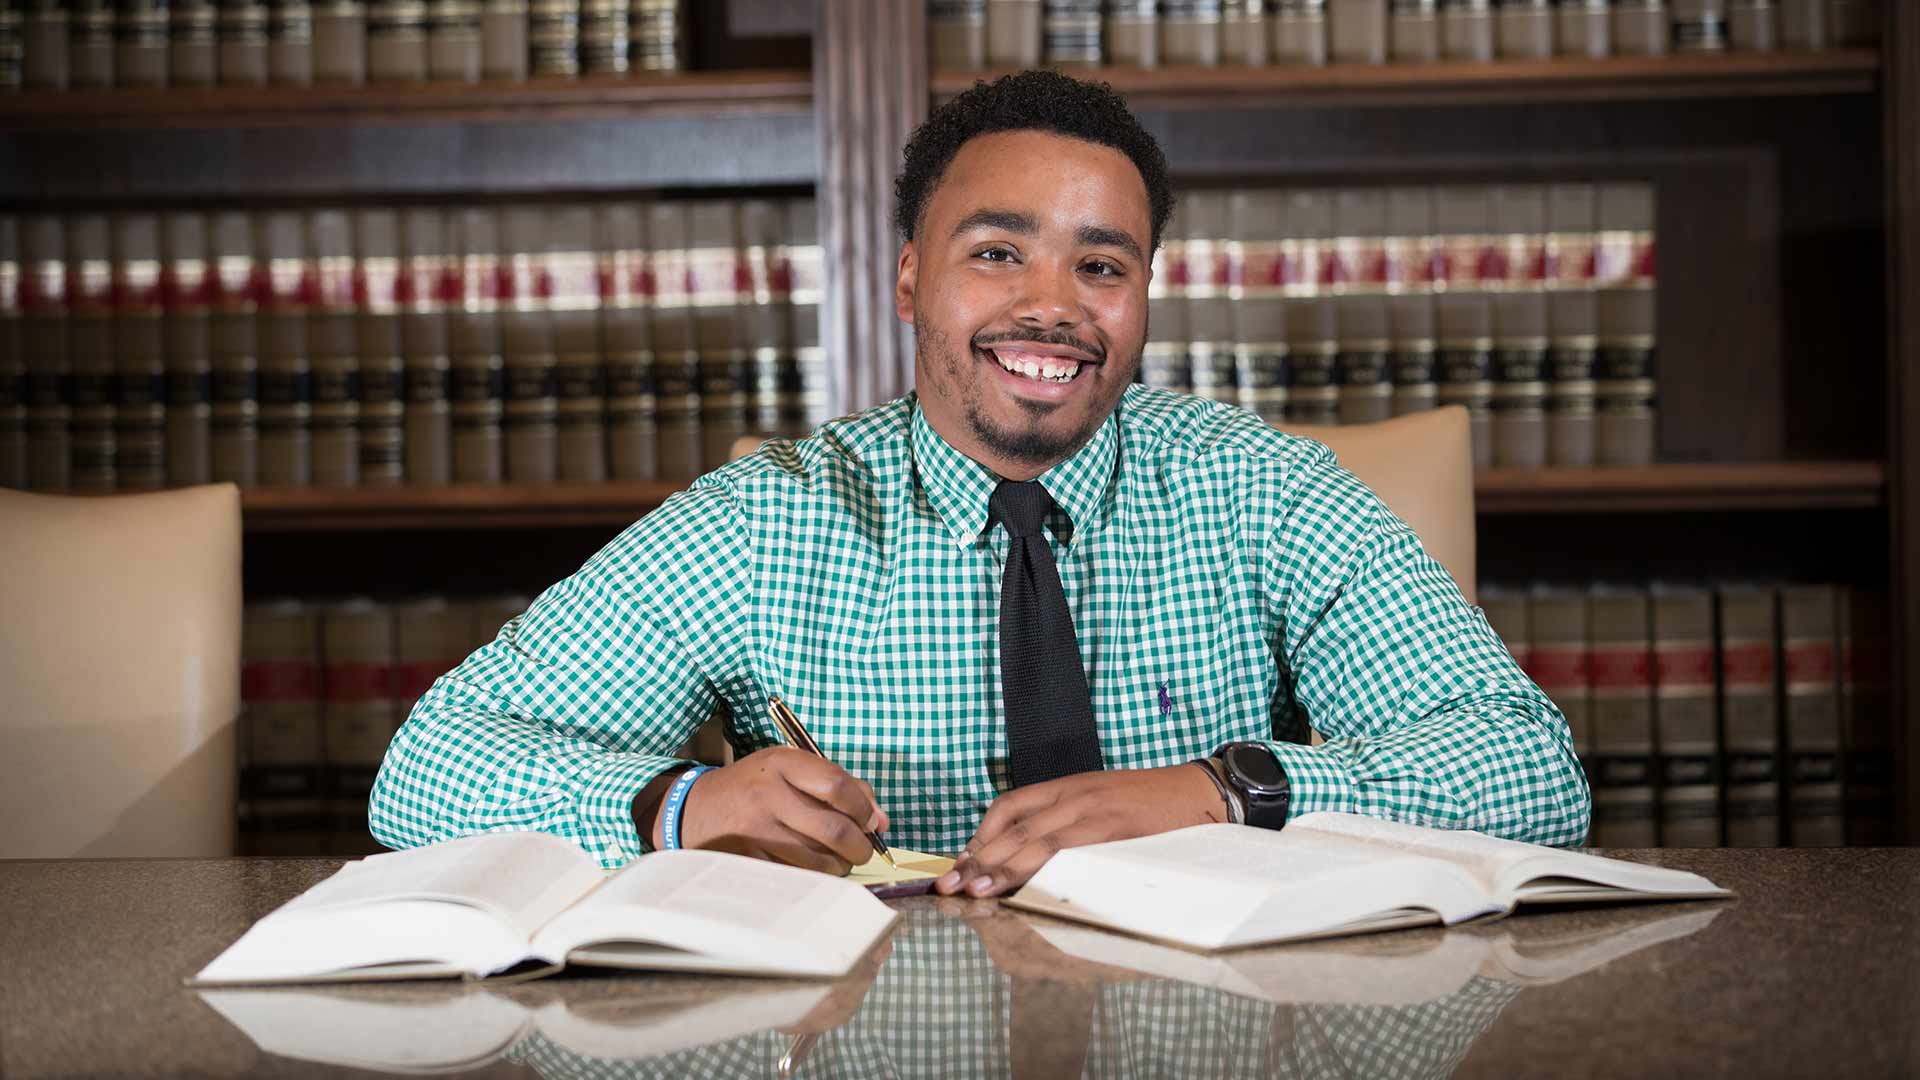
left=1158, top=682, right=1173, bottom=716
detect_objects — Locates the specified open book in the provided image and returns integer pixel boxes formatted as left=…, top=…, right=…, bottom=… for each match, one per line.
left=190, top=832, right=903, bottom=985
left=1005, top=812, right=1730, bottom=952
left=199, top=979, right=830, bottom=1073
left=1024, top=902, right=1722, bottom=1007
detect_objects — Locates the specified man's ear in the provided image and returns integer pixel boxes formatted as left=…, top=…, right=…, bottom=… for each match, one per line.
left=895, top=242, right=917, bottom=325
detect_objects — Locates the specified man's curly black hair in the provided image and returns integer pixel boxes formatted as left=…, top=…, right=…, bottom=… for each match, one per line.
left=894, top=70, right=1175, bottom=254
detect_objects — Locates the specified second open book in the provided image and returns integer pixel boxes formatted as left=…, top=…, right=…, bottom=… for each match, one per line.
left=1006, top=811, right=1730, bottom=951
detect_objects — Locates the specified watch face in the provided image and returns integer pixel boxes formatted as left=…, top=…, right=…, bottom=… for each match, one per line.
left=1227, top=744, right=1285, bottom=791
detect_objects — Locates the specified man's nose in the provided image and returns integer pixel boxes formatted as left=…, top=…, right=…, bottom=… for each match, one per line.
left=1012, top=260, right=1082, bottom=331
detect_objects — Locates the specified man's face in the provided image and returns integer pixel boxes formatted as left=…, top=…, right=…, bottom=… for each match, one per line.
left=896, top=130, right=1152, bottom=481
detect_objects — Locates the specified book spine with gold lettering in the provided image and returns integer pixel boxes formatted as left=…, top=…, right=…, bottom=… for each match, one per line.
left=1043, top=0, right=1102, bottom=66
left=112, top=212, right=167, bottom=490
left=160, top=212, right=212, bottom=486
left=311, top=0, right=364, bottom=82
left=549, top=203, right=605, bottom=483
left=1284, top=189, right=1339, bottom=426
left=1526, top=586, right=1593, bottom=803
left=1142, top=204, right=1191, bottom=397
left=739, top=198, right=787, bottom=438
left=0, top=216, right=20, bottom=489
left=398, top=206, right=452, bottom=485
left=425, top=0, right=479, bottom=79
left=1780, top=584, right=1843, bottom=846
left=500, top=204, right=558, bottom=484
left=170, top=0, right=218, bottom=83
left=1385, top=185, right=1437, bottom=418
left=117, top=0, right=172, bottom=85
left=479, top=0, right=524, bottom=78
left=1651, top=583, right=1721, bottom=847
left=579, top=0, right=626, bottom=73
left=1433, top=185, right=1493, bottom=468
left=528, top=0, right=576, bottom=76
left=70, top=0, right=116, bottom=86
left=630, top=0, right=678, bottom=69
left=1587, top=584, right=1658, bottom=846
left=266, top=0, right=312, bottom=84
left=1594, top=181, right=1657, bottom=465
left=689, top=200, right=747, bottom=473
left=353, top=208, right=404, bottom=487
left=66, top=213, right=117, bottom=492
left=1840, top=587, right=1893, bottom=845
left=786, top=197, right=827, bottom=435
left=22, top=214, right=69, bottom=491
left=217, top=0, right=269, bottom=86
left=1671, top=0, right=1729, bottom=51
left=1545, top=182, right=1598, bottom=467
left=929, top=0, right=987, bottom=69
left=448, top=206, right=503, bottom=483
left=1490, top=184, right=1549, bottom=469
left=1228, top=189, right=1288, bottom=427
left=208, top=210, right=260, bottom=486
left=22, top=1, right=69, bottom=89
left=257, top=210, right=313, bottom=486
left=646, top=201, right=700, bottom=477
left=367, top=0, right=425, bottom=79
left=598, top=199, right=656, bottom=479
left=1333, top=187, right=1393, bottom=426
left=307, top=208, right=360, bottom=487
left=1185, top=192, right=1236, bottom=407
left=321, top=598, right=395, bottom=856
left=242, top=599, right=326, bottom=855
left=1718, top=583, right=1781, bottom=847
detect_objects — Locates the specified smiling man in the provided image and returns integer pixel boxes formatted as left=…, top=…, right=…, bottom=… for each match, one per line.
left=370, top=71, right=1590, bottom=895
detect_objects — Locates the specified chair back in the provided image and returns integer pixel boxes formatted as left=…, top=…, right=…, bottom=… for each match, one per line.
left=1282, top=406, right=1478, bottom=605
left=0, top=484, right=242, bottom=858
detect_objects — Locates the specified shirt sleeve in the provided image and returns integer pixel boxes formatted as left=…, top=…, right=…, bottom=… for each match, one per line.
left=368, top=482, right=753, bottom=867
left=1257, top=448, right=1592, bottom=848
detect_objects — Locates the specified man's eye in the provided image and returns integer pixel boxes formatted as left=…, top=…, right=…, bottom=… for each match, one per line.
left=1082, top=260, right=1123, bottom=277
left=976, top=247, right=1016, bottom=263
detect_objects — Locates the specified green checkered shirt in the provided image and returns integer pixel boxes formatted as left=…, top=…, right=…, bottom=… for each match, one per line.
left=370, top=385, right=1590, bottom=867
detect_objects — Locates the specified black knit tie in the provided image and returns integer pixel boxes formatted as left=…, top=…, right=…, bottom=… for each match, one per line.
left=991, top=479, right=1104, bottom=787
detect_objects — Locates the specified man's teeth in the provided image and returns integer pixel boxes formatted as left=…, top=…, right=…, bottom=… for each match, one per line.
left=992, top=349, right=1082, bottom=383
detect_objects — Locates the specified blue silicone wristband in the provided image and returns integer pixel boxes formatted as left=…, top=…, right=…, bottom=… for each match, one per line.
left=660, top=765, right=710, bottom=851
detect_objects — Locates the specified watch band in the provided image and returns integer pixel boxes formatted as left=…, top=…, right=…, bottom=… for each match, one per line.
left=1189, top=757, right=1245, bottom=825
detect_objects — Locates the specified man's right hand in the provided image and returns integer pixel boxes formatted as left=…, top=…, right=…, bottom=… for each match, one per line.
left=641, top=747, right=889, bottom=874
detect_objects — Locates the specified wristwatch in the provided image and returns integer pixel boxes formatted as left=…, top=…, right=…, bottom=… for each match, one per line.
left=1214, top=741, right=1292, bottom=831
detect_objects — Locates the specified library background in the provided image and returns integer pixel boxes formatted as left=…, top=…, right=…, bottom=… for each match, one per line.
left=2, top=0, right=1915, bottom=856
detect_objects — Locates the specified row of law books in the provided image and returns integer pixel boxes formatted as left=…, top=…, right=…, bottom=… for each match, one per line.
left=0, top=197, right=826, bottom=493
left=1, top=0, right=687, bottom=91
left=1143, top=181, right=1657, bottom=470
left=1481, top=581, right=1894, bottom=849
left=932, top=0, right=1881, bottom=71
left=238, top=593, right=730, bottom=856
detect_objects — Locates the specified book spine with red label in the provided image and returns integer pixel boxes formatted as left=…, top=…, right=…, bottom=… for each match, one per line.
left=161, top=210, right=214, bottom=487
left=1143, top=203, right=1191, bottom=397
left=1545, top=182, right=1599, bottom=467
left=241, top=599, right=327, bottom=854
left=353, top=207, right=405, bottom=487
left=646, top=200, right=700, bottom=479
left=740, top=197, right=788, bottom=438
left=1718, top=584, right=1782, bottom=847
left=321, top=598, right=395, bottom=855
left=688, top=199, right=746, bottom=473
left=1333, top=187, right=1392, bottom=427
left=785, top=197, right=827, bottom=436
left=1433, top=185, right=1494, bottom=469
left=548, top=202, right=605, bottom=483
left=1490, top=184, right=1550, bottom=469
left=398, top=205, right=452, bottom=485
left=1283, top=189, right=1338, bottom=426
left=598, top=199, right=656, bottom=479
left=1228, top=189, right=1289, bottom=428
left=22, top=213, right=70, bottom=491
left=448, top=206, right=504, bottom=483
left=208, top=210, right=261, bottom=487
left=66, top=213, right=117, bottom=492
left=1652, top=584, right=1721, bottom=847
left=1594, top=181, right=1658, bottom=466
left=0, top=215, right=22, bottom=489
left=1839, top=586, right=1894, bottom=844
left=1780, top=584, right=1843, bottom=845
left=393, top=596, right=470, bottom=725
left=257, top=209, right=313, bottom=486
left=1385, top=186, right=1437, bottom=420
left=1587, top=584, right=1658, bottom=846
left=1184, top=191, right=1236, bottom=407
left=1525, top=587, right=1593, bottom=795
left=499, top=204, right=558, bottom=484
left=112, top=212, right=168, bottom=490
left=307, top=208, right=360, bottom=487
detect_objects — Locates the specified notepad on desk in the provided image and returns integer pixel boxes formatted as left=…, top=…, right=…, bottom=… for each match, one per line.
left=189, top=832, right=904, bottom=986
left=1004, top=811, right=1731, bottom=952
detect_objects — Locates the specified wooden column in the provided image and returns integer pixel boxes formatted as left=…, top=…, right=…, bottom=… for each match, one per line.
left=1885, top=1, right=1920, bottom=844
left=813, top=0, right=927, bottom=417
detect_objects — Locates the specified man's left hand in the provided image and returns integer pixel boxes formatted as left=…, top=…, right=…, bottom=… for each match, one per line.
left=933, top=763, right=1229, bottom=898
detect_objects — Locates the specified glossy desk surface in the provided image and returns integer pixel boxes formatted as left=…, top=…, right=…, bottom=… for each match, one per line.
left=0, top=848, right=1915, bottom=1079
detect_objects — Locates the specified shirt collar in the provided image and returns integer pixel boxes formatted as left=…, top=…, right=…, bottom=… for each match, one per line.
left=908, top=394, right=1120, bottom=549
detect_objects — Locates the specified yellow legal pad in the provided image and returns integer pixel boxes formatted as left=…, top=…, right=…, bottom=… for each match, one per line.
left=849, top=849, right=954, bottom=889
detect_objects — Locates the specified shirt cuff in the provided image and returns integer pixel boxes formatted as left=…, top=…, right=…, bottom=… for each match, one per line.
left=573, top=753, right=689, bottom=867
left=1258, top=740, right=1358, bottom=823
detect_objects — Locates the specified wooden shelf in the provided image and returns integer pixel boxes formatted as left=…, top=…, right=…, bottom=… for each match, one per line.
left=237, top=461, right=1884, bottom=531
left=934, top=50, right=1880, bottom=109
left=0, top=69, right=814, bottom=130
left=1475, top=461, right=1887, bottom=513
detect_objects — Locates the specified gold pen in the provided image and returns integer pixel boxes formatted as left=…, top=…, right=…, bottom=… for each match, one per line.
left=768, top=694, right=896, bottom=868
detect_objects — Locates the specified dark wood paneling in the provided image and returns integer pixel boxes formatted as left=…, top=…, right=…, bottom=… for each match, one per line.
left=243, top=526, right=626, bottom=601
left=1479, top=508, right=1889, bottom=588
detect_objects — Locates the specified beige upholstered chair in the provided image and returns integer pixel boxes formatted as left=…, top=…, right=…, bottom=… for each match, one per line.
left=0, top=484, right=243, bottom=858
left=733, top=405, right=1477, bottom=603
left=1281, top=405, right=1477, bottom=605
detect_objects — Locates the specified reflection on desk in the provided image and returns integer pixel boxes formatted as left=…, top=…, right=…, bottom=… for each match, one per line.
left=199, top=901, right=1720, bottom=1079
